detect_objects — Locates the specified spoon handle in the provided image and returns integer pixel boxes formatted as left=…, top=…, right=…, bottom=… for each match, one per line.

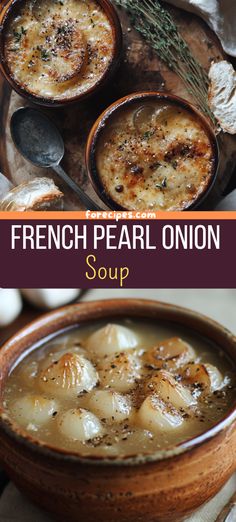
left=53, top=164, right=102, bottom=211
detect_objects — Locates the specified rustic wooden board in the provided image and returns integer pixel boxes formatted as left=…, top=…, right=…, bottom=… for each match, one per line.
left=0, top=2, right=236, bottom=210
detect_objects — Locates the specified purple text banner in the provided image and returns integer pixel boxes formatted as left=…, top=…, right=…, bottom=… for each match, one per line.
left=0, top=219, right=234, bottom=288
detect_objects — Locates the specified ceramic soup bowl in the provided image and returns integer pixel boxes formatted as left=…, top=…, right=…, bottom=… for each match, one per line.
left=0, top=0, right=122, bottom=107
left=0, top=299, right=235, bottom=522
left=86, top=92, right=219, bottom=211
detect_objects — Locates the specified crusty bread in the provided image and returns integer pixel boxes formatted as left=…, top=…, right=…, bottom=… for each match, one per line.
left=208, top=60, right=236, bottom=135
left=0, top=177, right=64, bottom=211
left=0, top=172, right=14, bottom=200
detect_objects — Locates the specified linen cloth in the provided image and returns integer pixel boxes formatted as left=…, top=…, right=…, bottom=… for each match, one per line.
left=215, top=190, right=236, bottom=211
left=163, top=0, right=236, bottom=57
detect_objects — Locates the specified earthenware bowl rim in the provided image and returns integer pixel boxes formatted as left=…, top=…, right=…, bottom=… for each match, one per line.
left=0, top=298, right=235, bottom=467
left=0, top=0, right=123, bottom=107
left=86, top=91, right=219, bottom=211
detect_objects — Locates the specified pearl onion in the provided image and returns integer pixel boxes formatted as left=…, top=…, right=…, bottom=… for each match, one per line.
left=145, top=370, right=196, bottom=409
left=99, top=352, right=141, bottom=392
left=39, top=353, right=98, bottom=398
left=145, top=337, right=195, bottom=370
left=12, top=395, right=58, bottom=427
left=182, top=363, right=223, bottom=394
left=137, top=396, right=183, bottom=433
left=88, top=390, right=133, bottom=422
left=205, top=364, right=223, bottom=391
left=86, top=324, right=139, bottom=356
left=58, top=408, right=103, bottom=442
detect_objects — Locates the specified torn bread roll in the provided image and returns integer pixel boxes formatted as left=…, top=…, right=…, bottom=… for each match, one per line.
left=0, top=177, right=64, bottom=211
left=0, top=289, right=22, bottom=327
left=21, top=289, right=80, bottom=309
left=0, top=173, right=14, bottom=200
left=208, top=61, right=236, bottom=135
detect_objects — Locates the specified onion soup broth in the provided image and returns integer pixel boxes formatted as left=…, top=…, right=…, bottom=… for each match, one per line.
left=3, top=319, right=235, bottom=458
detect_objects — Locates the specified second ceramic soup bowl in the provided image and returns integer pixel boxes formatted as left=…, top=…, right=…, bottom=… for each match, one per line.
left=86, top=92, right=219, bottom=211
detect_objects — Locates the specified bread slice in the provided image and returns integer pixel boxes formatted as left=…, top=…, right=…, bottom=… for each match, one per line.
left=208, top=60, right=236, bottom=135
left=0, top=177, right=64, bottom=211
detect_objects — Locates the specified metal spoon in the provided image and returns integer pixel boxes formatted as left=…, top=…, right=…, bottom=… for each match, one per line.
left=10, top=107, right=101, bottom=211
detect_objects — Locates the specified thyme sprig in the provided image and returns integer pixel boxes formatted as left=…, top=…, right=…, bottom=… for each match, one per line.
left=13, top=26, right=27, bottom=43
left=115, top=0, right=215, bottom=122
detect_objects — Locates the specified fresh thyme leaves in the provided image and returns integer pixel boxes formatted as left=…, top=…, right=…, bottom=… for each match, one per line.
left=37, top=46, right=51, bottom=61
left=41, top=49, right=51, bottom=61
left=143, top=129, right=155, bottom=140
left=13, top=26, right=27, bottom=43
left=115, top=0, right=215, bottom=122
left=57, top=25, right=67, bottom=34
left=156, top=177, right=168, bottom=189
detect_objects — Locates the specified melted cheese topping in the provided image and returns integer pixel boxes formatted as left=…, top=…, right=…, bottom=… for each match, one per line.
left=96, top=101, right=216, bottom=210
left=3, top=320, right=234, bottom=458
left=4, top=0, right=114, bottom=100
